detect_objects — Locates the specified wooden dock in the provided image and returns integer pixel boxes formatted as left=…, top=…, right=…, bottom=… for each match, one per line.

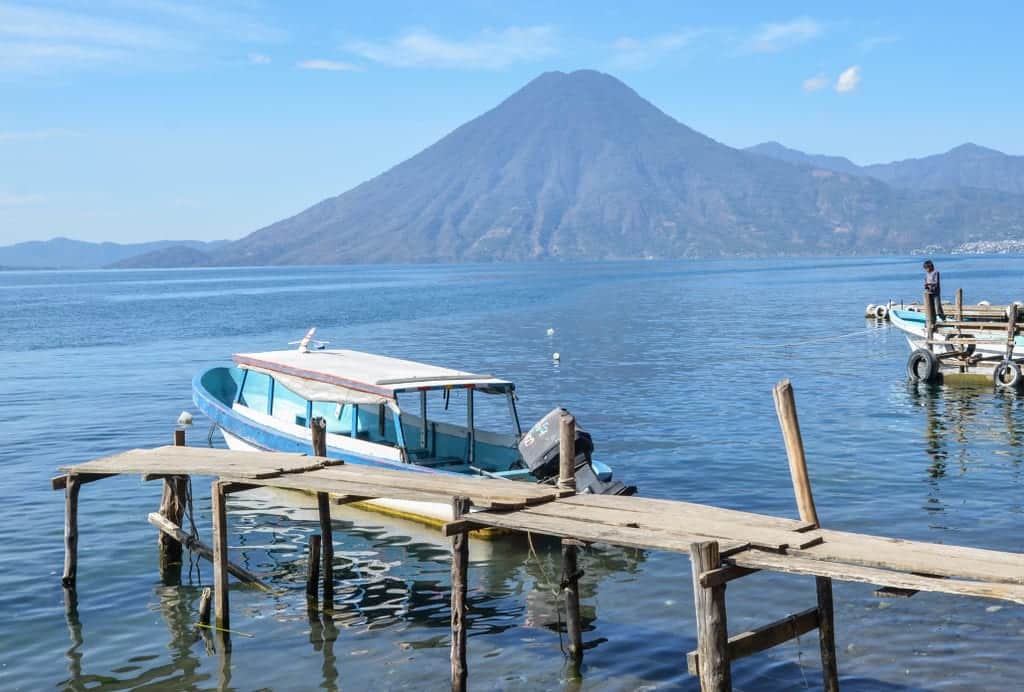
left=54, top=385, right=1024, bottom=691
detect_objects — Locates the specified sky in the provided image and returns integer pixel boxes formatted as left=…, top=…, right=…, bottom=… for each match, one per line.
left=2, top=1, right=1023, bottom=245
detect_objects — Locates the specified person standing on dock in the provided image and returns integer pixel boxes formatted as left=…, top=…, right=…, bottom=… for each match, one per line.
left=923, top=260, right=945, bottom=320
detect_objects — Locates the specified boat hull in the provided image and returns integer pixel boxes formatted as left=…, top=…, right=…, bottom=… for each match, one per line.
left=889, top=309, right=1024, bottom=358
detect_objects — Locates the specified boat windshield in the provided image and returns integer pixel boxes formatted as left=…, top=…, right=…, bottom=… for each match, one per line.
left=395, top=386, right=522, bottom=473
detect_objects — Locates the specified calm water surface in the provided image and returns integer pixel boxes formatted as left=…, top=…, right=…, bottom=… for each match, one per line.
left=1, top=257, right=1023, bottom=691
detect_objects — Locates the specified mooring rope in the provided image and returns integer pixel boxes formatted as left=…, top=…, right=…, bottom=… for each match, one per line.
left=736, top=327, right=880, bottom=351
left=526, top=531, right=567, bottom=655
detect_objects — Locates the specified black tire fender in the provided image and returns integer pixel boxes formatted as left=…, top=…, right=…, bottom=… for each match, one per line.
left=943, top=332, right=976, bottom=357
left=994, top=361, right=1022, bottom=389
left=907, top=348, right=939, bottom=383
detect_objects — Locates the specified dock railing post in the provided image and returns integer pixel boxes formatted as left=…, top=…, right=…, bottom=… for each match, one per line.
left=211, top=480, right=231, bottom=652
left=690, top=540, right=731, bottom=692
left=923, top=289, right=936, bottom=349
left=773, top=379, right=839, bottom=692
left=450, top=496, right=471, bottom=692
left=62, top=475, right=81, bottom=589
left=158, top=429, right=188, bottom=578
left=558, top=412, right=576, bottom=493
left=310, top=417, right=334, bottom=606
left=562, top=539, right=584, bottom=675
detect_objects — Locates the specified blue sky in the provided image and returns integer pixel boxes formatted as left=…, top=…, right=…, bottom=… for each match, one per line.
left=2, top=1, right=1022, bottom=244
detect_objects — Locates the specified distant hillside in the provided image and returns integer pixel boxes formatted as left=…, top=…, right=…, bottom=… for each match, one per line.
left=0, top=237, right=229, bottom=268
left=108, top=245, right=214, bottom=268
left=198, top=70, right=1024, bottom=264
left=747, top=141, right=1024, bottom=195
left=745, top=141, right=863, bottom=176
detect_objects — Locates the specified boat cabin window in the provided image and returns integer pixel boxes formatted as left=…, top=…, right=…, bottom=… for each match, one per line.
left=271, top=380, right=307, bottom=426
left=237, top=371, right=271, bottom=413
left=310, top=401, right=396, bottom=444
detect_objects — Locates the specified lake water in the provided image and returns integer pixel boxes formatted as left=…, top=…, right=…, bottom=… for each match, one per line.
left=1, top=257, right=1023, bottom=691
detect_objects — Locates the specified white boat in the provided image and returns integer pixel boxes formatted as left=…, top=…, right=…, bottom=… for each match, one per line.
left=889, top=308, right=1024, bottom=358
left=193, top=332, right=634, bottom=527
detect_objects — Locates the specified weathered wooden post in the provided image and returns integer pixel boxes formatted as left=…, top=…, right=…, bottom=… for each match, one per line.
left=558, top=412, right=576, bottom=492
left=773, top=379, right=839, bottom=692
left=307, top=534, right=322, bottom=600
left=158, top=430, right=189, bottom=576
left=211, top=480, right=231, bottom=651
left=311, top=417, right=334, bottom=605
left=562, top=539, right=584, bottom=674
left=198, top=587, right=212, bottom=627
left=450, top=496, right=471, bottom=692
left=923, top=289, right=936, bottom=348
left=62, top=475, right=81, bottom=589
left=690, top=540, right=730, bottom=692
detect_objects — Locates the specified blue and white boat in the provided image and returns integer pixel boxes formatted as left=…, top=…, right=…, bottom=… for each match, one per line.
left=889, top=309, right=1024, bottom=358
left=193, top=331, right=633, bottom=526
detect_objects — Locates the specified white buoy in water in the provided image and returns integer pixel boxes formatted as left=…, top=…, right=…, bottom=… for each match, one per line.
left=177, top=411, right=193, bottom=426
left=552, top=352, right=560, bottom=361
left=546, top=328, right=555, bottom=337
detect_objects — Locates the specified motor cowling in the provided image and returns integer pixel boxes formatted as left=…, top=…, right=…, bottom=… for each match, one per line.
left=518, top=408, right=636, bottom=496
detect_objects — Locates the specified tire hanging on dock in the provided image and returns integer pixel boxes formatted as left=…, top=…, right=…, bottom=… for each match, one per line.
left=994, top=361, right=1022, bottom=389
left=906, top=348, right=939, bottom=383
left=943, top=332, right=976, bottom=357
left=874, top=304, right=889, bottom=320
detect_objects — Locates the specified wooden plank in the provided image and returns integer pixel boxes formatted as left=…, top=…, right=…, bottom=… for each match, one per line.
left=796, top=529, right=1024, bottom=583
left=700, top=565, right=760, bottom=588
left=520, top=499, right=818, bottom=551
left=61, top=446, right=335, bottom=478
left=687, top=607, right=819, bottom=675
left=311, top=465, right=559, bottom=502
left=463, top=508, right=750, bottom=555
left=51, top=473, right=114, bottom=491
left=690, top=541, right=731, bottom=691
left=561, top=494, right=817, bottom=533
left=729, top=551, right=1024, bottom=605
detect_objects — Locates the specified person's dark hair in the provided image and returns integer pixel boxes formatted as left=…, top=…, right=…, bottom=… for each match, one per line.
left=923, top=260, right=934, bottom=270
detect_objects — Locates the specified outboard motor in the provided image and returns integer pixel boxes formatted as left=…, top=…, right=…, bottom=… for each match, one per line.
left=518, top=408, right=636, bottom=496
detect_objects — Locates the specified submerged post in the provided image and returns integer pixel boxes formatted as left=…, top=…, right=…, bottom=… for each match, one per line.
left=62, top=475, right=81, bottom=589
left=311, top=417, right=334, bottom=605
left=562, top=539, right=584, bottom=673
left=198, top=587, right=212, bottom=627
left=690, top=540, right=730, bottom=692
left=450, top=496, right=470, bottom=692
left=773, top=379, right=839, bottom=692
left=211, top=480, right=231, bottom=649
left=558, top=412, right=576, bottom=492
left=307, top=534, right=322, bottom=599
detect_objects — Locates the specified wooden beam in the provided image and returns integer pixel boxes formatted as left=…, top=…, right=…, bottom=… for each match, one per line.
left=51, top=472, right=112, bottom=491
left=441, top=518, right=476, bottom=537
left=62, top=475, right=81, bottom=589
left=146, top=513, right=271, bottom=591
left=773, top=379, right=839, bottom=692
left=687, top=606, right=820, bottom=675
left=450, top=496, right=470, bottom=692
left=690, top=541, right=731, bottom=691
left=211, top=480, right=230, bottom=635
left=700, top=565, right=760, bottom=588
left=220, top=482, right=259, bottom=495
left=562, top=538, right=583, bottom=672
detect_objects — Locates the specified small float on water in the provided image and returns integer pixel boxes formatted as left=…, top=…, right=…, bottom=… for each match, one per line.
left=193, top=329, right=635, bottom=526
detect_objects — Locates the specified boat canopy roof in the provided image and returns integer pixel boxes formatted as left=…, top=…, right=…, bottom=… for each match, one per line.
left=234, top=348, right=513, bottom=405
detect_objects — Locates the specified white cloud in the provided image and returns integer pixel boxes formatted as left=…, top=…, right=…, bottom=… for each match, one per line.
left=747, top=17, right=822, bottom=53
left=0, top=128, right=77, bottom=142
left=248, top=52, right=270, bottom=65
left=346, top=26, right=557, bottom=70
left=611, top=30, right=704, bottom=69
left=0, top=1, right=284, bottom=73
left=860, top=34, right=899, bottom=52
left=297, top=59, right=359, bottom=72
left=835, top=65, right=861, bottom=93
left=0, top=191, right=44, bottom=206
left=802, top=74, right=829, bottom=92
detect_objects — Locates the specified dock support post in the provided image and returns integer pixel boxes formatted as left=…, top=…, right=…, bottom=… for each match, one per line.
left=198, top=587, right=212, bottom=627
left=773, top=380, right=840, bottom=692
left=562, top=539, right=584, bottom=674
left=558, top=412, right=576, bottom=492
left=307, top=534, right=322, bottom=600
left=62, top=475, right=81, bottom=589
left=690, top=540, right=730, bottom=692
left=158, top=430, right=188, bottom=577
left=311, top=417, right=334, bottom=606
left=211, top=480, right=231, bottom=650
left=450, top=496, right=470, bottom=692
left=923, top=289, right=936, bottom=348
